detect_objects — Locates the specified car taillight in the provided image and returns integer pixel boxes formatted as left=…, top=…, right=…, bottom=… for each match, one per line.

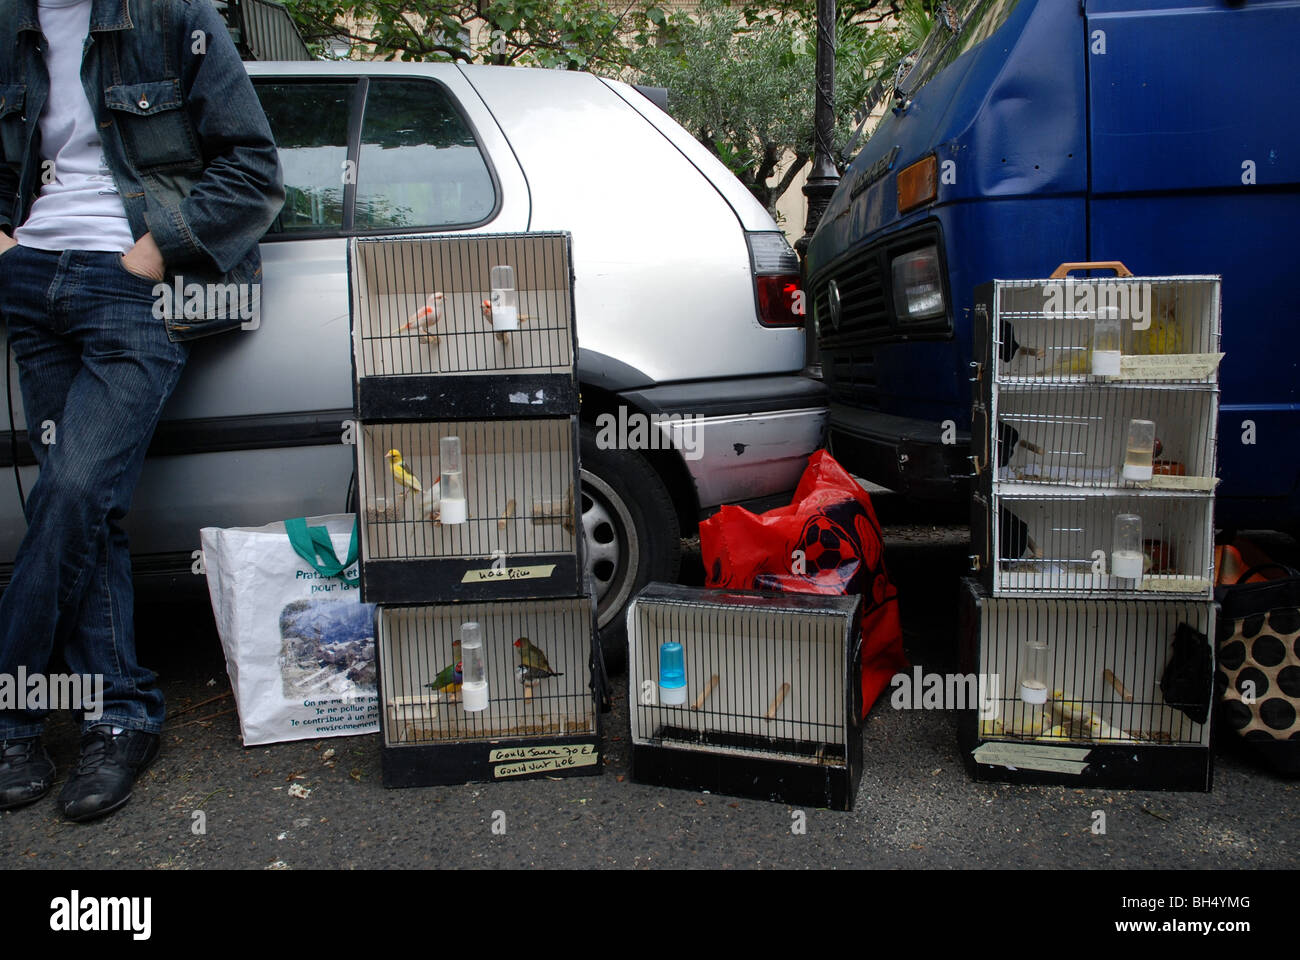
left=747, top=232, right=804, bottom=328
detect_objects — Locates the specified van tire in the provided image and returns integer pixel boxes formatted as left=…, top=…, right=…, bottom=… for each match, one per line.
left=579, top=423, right=681, bottom=674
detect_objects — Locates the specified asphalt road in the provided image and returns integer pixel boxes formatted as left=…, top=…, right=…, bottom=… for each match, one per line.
left=2, top=504, right=1297, bottom=870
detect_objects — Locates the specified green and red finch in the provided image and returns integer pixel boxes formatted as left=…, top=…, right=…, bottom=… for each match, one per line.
left=425, top=640, right=462, bottom=695
left=514, top=637, right=563, bottom=686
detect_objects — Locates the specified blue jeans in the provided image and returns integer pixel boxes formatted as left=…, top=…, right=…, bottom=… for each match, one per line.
left=0, top=246, right=189, bottom=738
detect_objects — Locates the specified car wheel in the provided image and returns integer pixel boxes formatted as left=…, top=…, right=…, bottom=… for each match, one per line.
left=579, top=424, right=681, bottom=674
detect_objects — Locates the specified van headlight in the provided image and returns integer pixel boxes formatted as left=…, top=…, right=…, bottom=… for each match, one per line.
left=891, top=246, right=945, bottom=321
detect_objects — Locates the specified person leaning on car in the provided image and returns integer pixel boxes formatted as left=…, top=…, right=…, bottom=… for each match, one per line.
left=0, top=0, right=283, bottom=821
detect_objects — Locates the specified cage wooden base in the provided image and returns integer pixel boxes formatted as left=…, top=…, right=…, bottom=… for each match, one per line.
left=382, top=734, right=602, bottom=788
left=361, top=553, right=583, bottom=605
left=631, top=741, right=860, bottom=810
left=956, top=713, right=1211, bottom=791
left=356, top=371, right=577, bottom=421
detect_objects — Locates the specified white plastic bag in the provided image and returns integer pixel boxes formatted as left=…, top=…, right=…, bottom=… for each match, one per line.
left=200, top=514, right=379, bottom=746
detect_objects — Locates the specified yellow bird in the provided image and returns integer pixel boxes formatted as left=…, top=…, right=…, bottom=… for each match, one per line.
left=385, top=449, right=422, bottom=493
left=1130, top=288, right=1184, bottom=355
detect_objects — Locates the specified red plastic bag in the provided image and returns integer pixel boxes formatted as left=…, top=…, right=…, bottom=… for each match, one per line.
left=699, top=450, right=907, bottom=717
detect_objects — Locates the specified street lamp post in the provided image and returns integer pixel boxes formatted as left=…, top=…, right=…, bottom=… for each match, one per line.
left=797, top=0, right=838, bottom=375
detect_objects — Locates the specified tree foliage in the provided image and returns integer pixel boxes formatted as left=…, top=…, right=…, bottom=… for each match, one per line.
left=630, top=0, right=931, bottom=213
left=280, top=0, right=656, bottom=69
left=279, top=0, right=936, bottom=213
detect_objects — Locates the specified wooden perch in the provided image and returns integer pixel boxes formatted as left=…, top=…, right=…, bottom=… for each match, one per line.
left=764, top=682, right=791, bottom=720
left=690, top=675, right=720, bottom=711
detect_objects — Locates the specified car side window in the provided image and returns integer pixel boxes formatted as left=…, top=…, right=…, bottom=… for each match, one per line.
left=254, top=80, right=354, bottom=234
left=354, top=78, right=496, bottom=230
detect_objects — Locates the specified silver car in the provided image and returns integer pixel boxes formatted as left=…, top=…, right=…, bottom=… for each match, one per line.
left=0, top=62, right=828, bottom=665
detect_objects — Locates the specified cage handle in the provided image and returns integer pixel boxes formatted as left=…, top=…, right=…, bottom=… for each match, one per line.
left=1049, top=260, right=1134, bottom=279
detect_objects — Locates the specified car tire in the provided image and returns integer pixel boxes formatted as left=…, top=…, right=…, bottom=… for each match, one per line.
left=579, top=423, right=681, bottom=674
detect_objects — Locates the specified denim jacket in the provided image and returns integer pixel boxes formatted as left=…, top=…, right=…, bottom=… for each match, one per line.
left=0, top=0, right=285, bottom=339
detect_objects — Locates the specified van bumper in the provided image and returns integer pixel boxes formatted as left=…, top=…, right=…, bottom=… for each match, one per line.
left=828, top=402, right=970, bottom=501
left=617, top=375, right=828, bottom=509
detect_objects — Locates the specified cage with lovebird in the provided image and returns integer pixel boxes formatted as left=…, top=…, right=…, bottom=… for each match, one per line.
left=376, top=597, right=602, bottom=786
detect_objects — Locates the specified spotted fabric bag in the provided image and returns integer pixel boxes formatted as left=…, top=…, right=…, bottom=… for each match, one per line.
left=1215, top=564, right=1300, bottom=776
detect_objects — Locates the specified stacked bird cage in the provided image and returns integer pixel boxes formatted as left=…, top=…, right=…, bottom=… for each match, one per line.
left=627, top=584, right=864, bottom=810
left=962, top=264, right=1220, bottom=790
left=349, top=232, right=602, bottom=787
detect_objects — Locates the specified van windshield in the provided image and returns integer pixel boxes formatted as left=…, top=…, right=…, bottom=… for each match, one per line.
left=897, top=0, right=1022, bottom=100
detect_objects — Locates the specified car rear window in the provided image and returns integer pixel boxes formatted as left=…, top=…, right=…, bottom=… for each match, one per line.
left=254, top=80, right=353, bottom=233
left=354, top=78, right=496, bottom=230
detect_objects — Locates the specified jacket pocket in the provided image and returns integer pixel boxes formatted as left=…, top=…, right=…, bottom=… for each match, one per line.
left=161, top=246, right=264, bottom=342
left=104, top=79, right=201, bottom=170
left=0, top=83, right=27, bottom=165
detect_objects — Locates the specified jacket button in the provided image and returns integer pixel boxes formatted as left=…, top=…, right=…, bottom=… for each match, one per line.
left=138, top=97, right=150, bottom=109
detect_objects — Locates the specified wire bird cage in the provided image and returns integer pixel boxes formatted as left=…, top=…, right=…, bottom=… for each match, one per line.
left=973, top=275, right=1222, bottom=386
left=964, top=268, right=1219, bottom=790
left=973, top=491, right=1215, bottom=599
left=627, top=584, right=863, bottom=810
left=356, top=418, right=581, bottom=603
left=958, top=578, right=1213, bottom=790
left=350, top=232, right=577, bottom=420
left=377, top=598, right=601, bottom=787
left=984, top=384, right=1218, bottom=491
left=970, top=273, right=1220, bottom=601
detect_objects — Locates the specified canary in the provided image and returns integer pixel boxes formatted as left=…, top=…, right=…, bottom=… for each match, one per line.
left=386, top=449, right=422, bottom=493
left=1130, top=288, right=1184, bottom=355
left=514, top=636, right=563, bottom=685
left=398, top=291, right=443, bottom=342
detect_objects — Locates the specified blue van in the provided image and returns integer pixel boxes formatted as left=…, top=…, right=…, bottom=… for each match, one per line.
left=805, top=0, right=1300, bottom=531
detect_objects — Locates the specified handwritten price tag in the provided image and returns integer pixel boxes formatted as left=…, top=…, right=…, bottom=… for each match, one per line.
left=461, top=563, right=556, bottom=584
left=491, top=742, right=598, bottom=778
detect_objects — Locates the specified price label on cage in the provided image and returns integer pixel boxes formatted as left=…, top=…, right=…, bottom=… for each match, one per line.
left=1118, top=353, right=1223, bottom=380
left=973, top=741, right=1092, bottom=775
left=462, top=563, right=557, bottom=583
left=491, top=742, right=598, bottom=778
left=1145, top=474, right=1219, bottom=491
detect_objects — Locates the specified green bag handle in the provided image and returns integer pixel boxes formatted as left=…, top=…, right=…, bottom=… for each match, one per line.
left=285, top=516, right=360, bottom=587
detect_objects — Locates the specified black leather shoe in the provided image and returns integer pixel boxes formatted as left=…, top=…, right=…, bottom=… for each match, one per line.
left=0, top=736, right=55, bottom=811
left=59, top=726, right=160, bottom=823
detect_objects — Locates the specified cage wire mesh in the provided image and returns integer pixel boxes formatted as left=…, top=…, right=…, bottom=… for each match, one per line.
left=994, top=383, right=1218, bottom=490
left=975, top=595, right=1213, bottom=747
left=628, top=592, right=855, bottom=766
left=351, top=233, right=575, bottom=380
left=990, top=277, right=1221, bottom=384
left=992, top=492, right=1213, bottom=597
left=358, top=419, right=576, bottom=562
left=380, top=599, right=593, bottom=745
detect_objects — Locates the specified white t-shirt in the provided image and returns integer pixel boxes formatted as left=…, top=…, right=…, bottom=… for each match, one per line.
left=14, top=0, right=135, bottom=253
